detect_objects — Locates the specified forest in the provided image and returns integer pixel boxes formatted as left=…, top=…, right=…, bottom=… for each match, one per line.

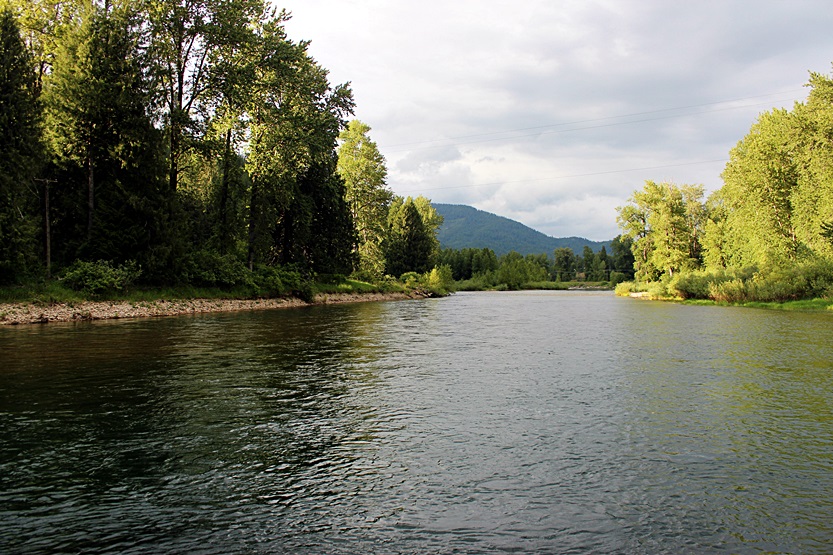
left=0, top=0, right=452, bottom=299
left=8, top=1, right=831, bottom=305
left=616, top=69, right=833, bottom=304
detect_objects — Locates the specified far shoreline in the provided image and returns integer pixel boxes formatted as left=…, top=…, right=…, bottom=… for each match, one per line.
left=0, top=291, right=428, bottom=326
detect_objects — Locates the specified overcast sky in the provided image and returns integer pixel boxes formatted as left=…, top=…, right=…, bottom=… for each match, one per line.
left=283, top=1, right=833, bottom=240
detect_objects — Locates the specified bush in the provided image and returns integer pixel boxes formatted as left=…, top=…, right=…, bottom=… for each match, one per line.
left=614, top=281, right=647, bottom=296
left=609, top=271, right=629, bottom=286
left=61, top=260, right=141, bottom=295
left=185, top=250, right=251, bottom=288
left=426, top=265, right=454, bottom=295
left=251, top=265, right=306, bottom=298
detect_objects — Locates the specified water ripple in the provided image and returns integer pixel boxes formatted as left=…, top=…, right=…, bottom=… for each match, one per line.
left=2, top=292, right=833, bottom=553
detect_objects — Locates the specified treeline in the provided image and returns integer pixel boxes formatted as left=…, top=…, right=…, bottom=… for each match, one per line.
left=435, top=239, right=634, bottom=290
left=616, top=68, right=833, bottom=303
left=0, top=1, right=446, bottom=296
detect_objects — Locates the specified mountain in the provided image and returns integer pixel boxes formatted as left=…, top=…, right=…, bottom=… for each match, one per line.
left=434, top=203, right=612, bottom=257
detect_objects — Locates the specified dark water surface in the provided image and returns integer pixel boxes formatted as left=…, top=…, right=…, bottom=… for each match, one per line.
left=1, top=291, right=832, bottom=553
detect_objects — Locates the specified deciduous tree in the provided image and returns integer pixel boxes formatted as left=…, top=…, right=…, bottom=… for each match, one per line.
left=337, top=119, right=391, bottom=276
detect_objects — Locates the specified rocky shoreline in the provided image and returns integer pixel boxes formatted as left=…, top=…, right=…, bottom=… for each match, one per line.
left=0, top=291, right=424, bottom=326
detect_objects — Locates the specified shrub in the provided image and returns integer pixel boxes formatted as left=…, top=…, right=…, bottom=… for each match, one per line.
left=62, top=260, right=141, bottom=295
left=399, top=271, right=422, bottom=289
left=185, top=251, right=251, bottom=288
left=251, top=265, right=309, bottom=299
left=709, top=278, right=749, bottom=303
left=426, top=265, right=454, bottom=295
left=608, top=271, right=629, bottom=286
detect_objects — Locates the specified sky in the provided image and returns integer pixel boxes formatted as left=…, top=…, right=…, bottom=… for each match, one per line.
left=282, top=1, right=833, bottom=241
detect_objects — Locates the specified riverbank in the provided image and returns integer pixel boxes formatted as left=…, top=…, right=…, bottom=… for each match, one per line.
left=0, top=291, right=426, bottom=325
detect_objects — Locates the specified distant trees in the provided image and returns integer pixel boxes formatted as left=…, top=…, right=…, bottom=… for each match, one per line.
left=435, top=243, right=619, bottom=290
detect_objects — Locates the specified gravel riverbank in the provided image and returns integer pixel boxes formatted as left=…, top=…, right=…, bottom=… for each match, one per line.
left=0, top=291, right=423, bottom=325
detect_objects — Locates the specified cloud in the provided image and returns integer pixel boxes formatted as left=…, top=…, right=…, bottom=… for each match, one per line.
left=284, top=0, right=833, bottom=240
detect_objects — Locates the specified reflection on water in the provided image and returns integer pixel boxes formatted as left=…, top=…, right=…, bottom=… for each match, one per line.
left=1, top=292, right=832, bottom=553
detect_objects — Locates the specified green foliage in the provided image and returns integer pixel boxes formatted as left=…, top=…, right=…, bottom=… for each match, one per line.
left=669, top=267, right=754, bottom=300
left=496, top=251, right=549, bottom=290
left=393, top=265, right=453, bottom=296
left=384, top=197, right=435, bottom=276
left=61, top=260, right=141, bottom=295
left=662, top=260, right=833, bottom=303
left=426, top=264, right=454, bottom=295
left=184, top=251, right=251, bottom=288
left=0, top=9, right=42, bottom=283
left=337, top=120, right=391, bottom=276
left=250, top=265, right=306, bottom=299
left=616, top=180, right=705, bottom=281
left=608, top=271, right=629, bottom=286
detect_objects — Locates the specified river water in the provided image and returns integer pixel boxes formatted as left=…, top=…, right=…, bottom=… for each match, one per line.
left=1, top=291, right=832, bottom=554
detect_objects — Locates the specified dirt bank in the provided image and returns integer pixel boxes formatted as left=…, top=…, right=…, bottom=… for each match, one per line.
left=0, top=291, right=424, bottom=326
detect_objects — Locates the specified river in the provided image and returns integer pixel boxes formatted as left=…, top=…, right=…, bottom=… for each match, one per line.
left=1, top=291, right=832, bottom=553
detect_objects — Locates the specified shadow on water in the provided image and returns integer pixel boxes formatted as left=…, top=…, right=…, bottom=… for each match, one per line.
left=1, top=292, right=832, bottom=553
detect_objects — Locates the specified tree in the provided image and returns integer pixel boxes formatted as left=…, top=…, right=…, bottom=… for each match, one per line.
left=337, top=119, right=391, bottom=276
left=610, top=235, right=635, bottom=278
left=789, top=70, right=833, bottom=259
left=384, top=197, right=433, bottom=277
left=617, top=181, right=704, bottom=281
left=0, top=0, right=83, bottom=91
left=44, top=3, right=166, bottom=266
left=243, top=15, right=353, bottom=271
left=147, top=0, right=264, bottom=193
left=719, top=108, right=800, bottom=267
left=552, top=247, right=575, bottom=281
left=0, top=9, right=42, bottom=282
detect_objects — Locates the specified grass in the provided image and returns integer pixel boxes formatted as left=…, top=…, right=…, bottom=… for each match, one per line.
left=740, top=298, right=833, bottom=311
left=0, top=275, right=416, bottom=307
left=679, top=295, right=833, bottom=312
left=312, top=278, right=406, bottom=295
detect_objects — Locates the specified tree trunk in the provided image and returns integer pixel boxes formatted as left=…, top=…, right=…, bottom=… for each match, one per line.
left=247, top=177, right=260, bottom=271
left=219, top=128, right=232, bottom=253
left=44, top=180, right=51, bottom=277
left=87, top=156, right=94, bottom=241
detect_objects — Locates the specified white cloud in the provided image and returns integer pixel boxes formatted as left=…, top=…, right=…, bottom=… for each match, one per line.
left=283, top=0, right=833, bottom=240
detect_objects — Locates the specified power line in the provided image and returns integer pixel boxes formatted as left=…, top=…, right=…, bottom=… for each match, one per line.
left=381, top=89, right=804, bottom=153
left=398, top=158, right=729, bottom=194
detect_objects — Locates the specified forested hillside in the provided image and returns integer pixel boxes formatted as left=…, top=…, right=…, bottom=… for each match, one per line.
left=435, top=204, right=611, bottom=256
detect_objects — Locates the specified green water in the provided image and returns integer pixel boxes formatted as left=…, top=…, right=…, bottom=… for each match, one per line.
left=1, top=291, right=832, bottom=553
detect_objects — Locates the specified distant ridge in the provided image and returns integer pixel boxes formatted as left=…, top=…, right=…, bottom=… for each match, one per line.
left=434, top=203, right=612, bottom=257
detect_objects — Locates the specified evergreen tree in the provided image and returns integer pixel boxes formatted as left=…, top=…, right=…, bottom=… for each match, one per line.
left=610, top=235, right=635, bottom=278
left=44, top=4, right=166, bottom=269
left=384, top=198, right=433, bottom=277
left=0, top=10, right=42, bottom=282
left=552, top=247, right=575, bottom=281
left=244, top=15, right=353, bottom=271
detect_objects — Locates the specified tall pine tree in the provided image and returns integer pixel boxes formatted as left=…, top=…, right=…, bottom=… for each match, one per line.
left=0, top=10, right=42, bottom=283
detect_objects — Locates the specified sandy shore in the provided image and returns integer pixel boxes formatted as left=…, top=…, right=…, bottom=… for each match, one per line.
left=0, top=291, right=424, bottom=325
